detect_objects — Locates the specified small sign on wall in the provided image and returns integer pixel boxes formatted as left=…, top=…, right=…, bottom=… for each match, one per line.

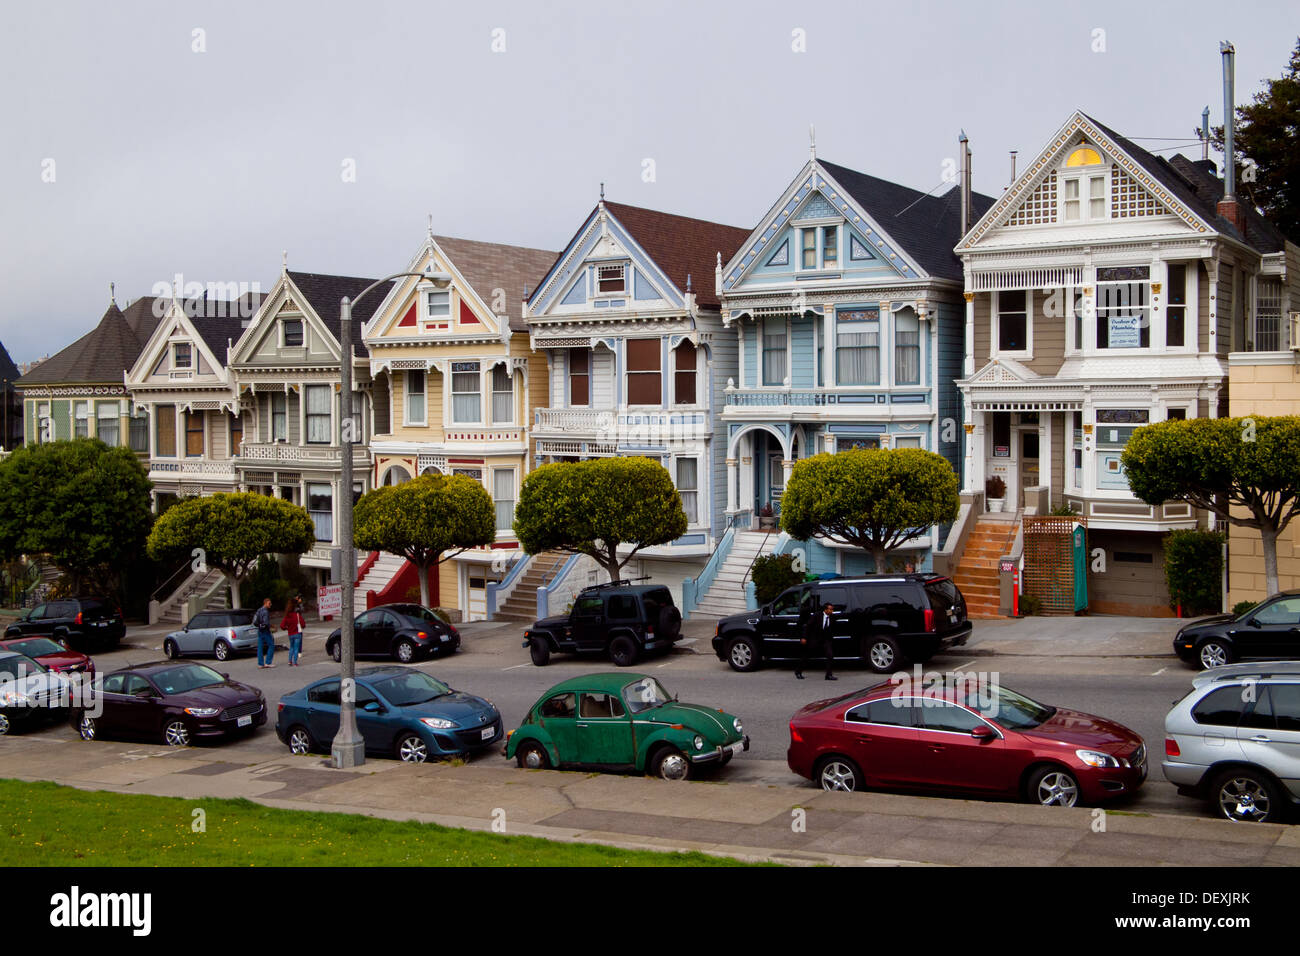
left=317, top=584, right=342, bottom=619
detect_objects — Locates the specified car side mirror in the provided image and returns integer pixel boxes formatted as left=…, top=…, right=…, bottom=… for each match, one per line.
left=221, top=672, right=230, bottom=681
left=362, top=700, right=382, bottom=714
left=1249, top=618, right=1262, bottom=628
left=970, top=724, right=996, bottom=741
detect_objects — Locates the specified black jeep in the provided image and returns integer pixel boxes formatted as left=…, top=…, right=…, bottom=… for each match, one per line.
left=523, top=581, right=683, bottom=667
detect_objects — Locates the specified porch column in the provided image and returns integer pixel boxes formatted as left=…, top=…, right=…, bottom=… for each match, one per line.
left=725, top=457, right=737, bottom=512
left=782, top=458, right=793, bottom=486
left=1039, top=413, right=1051, bottom=509
left=1081, top=391, right=1097, bottom=497
left=963, top=292, right=976, bottom=377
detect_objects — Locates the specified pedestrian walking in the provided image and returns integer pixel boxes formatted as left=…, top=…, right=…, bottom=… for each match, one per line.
left=796, top=593, right=837, bottom=681
left=254, top=597, right=276, bottom=668
left=281, top=596, right=306, bottom=666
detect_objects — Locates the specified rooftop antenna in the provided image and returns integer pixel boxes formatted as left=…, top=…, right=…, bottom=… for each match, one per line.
left=1009, top=150, right=1018, bottom=188
left=809, top=123, right=816, bottom=162
left=109, top=282, right=116, bottom=306
left=1201, top=106, right=1211, bottom=161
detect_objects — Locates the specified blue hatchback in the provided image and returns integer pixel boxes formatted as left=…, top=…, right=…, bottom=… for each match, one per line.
left=276, top=667, right=502, bottom=762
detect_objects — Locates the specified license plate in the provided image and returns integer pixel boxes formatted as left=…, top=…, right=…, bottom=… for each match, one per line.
left=729, top=741, right=744, bottom=755
left=480, top=726, right=494, bottom=740
left=237, top=715, right=252, bottom=727
left=95, top=621, right=107, bottom=627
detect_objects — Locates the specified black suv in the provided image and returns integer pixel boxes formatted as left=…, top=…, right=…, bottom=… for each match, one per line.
left=523, top=582, right=682, bottom=667
left=5, top=597, right=125, bottom=650
left=711, top=574, right=970, bottom=673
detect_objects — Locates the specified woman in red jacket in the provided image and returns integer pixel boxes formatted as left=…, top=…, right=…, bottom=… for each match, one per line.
left=281, top=596, right=306, bottom=666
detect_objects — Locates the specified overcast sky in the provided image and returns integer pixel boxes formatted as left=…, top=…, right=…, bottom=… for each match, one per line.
left=2, top=0, right=1296, bottom=364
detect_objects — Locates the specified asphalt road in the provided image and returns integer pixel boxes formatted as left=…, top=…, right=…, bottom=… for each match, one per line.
left=7, top=617, right=1213, bottom=820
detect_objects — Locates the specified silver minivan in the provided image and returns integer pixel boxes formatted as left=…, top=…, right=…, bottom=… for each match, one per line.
left=1163, top=661, right=1300, bottom=823
left=163, top=610, right=260, bottom=662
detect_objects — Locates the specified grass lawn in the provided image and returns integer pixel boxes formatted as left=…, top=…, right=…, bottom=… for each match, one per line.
left=0, top=779, right=767, bottom=866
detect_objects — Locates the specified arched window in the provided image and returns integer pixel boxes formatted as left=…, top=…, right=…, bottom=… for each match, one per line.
left=673, top=340, right=697, bottom=405
left=382, top=465, right=412, bottom=486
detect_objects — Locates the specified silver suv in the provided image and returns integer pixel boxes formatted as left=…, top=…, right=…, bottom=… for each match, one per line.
left=1163, top=661, right=1300, bottom=823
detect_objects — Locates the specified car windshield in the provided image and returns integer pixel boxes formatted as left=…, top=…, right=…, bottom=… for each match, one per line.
left=371, top=671, right=452, bottom=706
left=0, top=654, right=45, bottom=678
left=960, top=683, right=1056, bottom=730
left=150, top=664, right=226, bottom=695
left=622, top=677, right=673, bottom=714
left=5, top=638, right=64, bottom=657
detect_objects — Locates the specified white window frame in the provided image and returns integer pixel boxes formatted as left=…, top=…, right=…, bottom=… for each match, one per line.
left=424, top=289, right=451, bottom=323
left=1093, top=267, right=1152, bottom=354
left=893, top=434, right=923, bottom=449
left=96, top=403, right=119, bottom=446
left=835, top=313, right=881, bottom=387
left=73, top=401, right=89, bottom=438
left=595, top=263, right=626, bottom=296
left=675, top=456, right=700, bottom=524
left=1061, top=169, right=1109, bottom=223
left=280, top=318, right=304, bottom=348
left=672, top=340, right=699, bottom=407
left=406, top=370, right=427, bottom=426
left=1065, top=287, right=1087, bottom=354
left=271, top=392, right=287, bottom=442
left=492, top=467, right=516, bottom=533
left=305, top=385, right=331, bottom=445
left=1163, top=262, right=1196, bottom=353
left=172, top=342, right=192, bottom=370
left=307, top=482, right=333, bottom=543
left=450, top=362, right=483, bottom=425
left=490, top=364, right=513, bottom=425
left=993, top=289, right=1033, bottom=359
left=36, top=402, right=51, bottom=443
left=761, top=317, right=788, bottom=386
left=892, top=309, right=921, bottom=387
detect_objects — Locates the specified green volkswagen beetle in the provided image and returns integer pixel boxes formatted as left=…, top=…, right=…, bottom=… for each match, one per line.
left=505, top=673, right=749, bottom=781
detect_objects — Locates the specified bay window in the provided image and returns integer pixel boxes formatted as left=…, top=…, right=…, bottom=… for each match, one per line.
left=156, top=405, right=176, bottom=457
left=1094, top=409, right=1149, bottom=491
left=569, top=349, right=590, bottom=406
left=307, top=483, right=333, bottom=542
left=185, top=411, right=204, bottom=457
left=229, top=412, right=243, bottom=453
left=1166, top=264, right=1188, bottom=348
left=996, top=290, right=1028, bottom=352
left=96, top=404, right=119, bottom=446
left=1096, top=267, right=1150, bottom=349
left=406, top=370, right=426, bottom=425
left=836, top=311, right=879, bottom=385
left=271, top=393, right=287, bottom=441
left=129, top=409, right=148, bottom=453
left=673, top=340, right=697, bottom=405
left=676, top=458, right=699, bottom=524
left=493, top=469, right=515, bottom=531
left=762, top=318, right=786, bottom=386
left=452, top=362, right=481, bottom=423
left=894, top=309, right=920, bottom=385
left=74, top=401, right=88, bottom=438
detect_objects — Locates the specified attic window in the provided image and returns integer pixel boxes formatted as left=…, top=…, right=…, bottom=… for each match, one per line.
left=426, top=290, right=450, bottom=319
left=597, top=264, right=625, bottom=294
left=282, top=319, right=304, bottom=348
left=1066, top=147, right=1103, bottom=167
left=173, top=343, right=192, bottom=369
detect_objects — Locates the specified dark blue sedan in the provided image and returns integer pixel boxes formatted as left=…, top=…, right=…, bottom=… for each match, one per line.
left=275, top=667, right=502, bottom=762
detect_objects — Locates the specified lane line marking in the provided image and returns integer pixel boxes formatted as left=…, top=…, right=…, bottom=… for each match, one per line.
left=502, top=662, right=532, bottom=670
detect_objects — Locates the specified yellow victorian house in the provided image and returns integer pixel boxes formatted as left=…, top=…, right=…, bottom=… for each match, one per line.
left=363, top=229, right=556, bottom=620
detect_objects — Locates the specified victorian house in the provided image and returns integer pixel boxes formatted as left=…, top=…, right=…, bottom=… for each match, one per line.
left=523, top=199, right=750, bottom=594
left=227, top=268, right=389, bottom=584
left=715, top=149, right=994, bottom=586
left=954, top=110, right=1296, bottom=615
left=363, top=230, right=556, bottom=620
left=17, top=293, right=159, bottom=454
left=1, top=341, right=21, bottom=452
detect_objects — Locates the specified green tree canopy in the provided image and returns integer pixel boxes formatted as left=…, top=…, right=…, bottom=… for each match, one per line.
left=146, top=492, right=316, bottom=607
left=1212, top=38, right=1300, bottom=241
left=0, top=439, right=154, bottom=594
left=1122, top=416, right=1300, bottom=596
left=780, top=448, right=960, bottom=572
left=513, top=457, right=687, bottom=582
left=353, top=474, right=495, bottom=607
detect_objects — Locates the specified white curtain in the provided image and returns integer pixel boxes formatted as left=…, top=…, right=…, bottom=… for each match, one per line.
left=837, top=327, right=879, bottom=384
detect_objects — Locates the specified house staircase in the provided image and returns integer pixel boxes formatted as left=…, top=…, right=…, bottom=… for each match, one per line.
left=353, top=552, right=407, bottom=610
left=692, top=531, right=778, bottom=618
left=952, top=516, right=1019, bottom=619
left=494, top=551, right=570, bottom=622
left=158, top=568, right=229, bottom=625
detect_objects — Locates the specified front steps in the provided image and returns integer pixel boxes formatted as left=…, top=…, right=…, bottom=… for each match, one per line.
left=692, top=531, right=780, bottom=618
left=952, top=516, right=1018, bottom=619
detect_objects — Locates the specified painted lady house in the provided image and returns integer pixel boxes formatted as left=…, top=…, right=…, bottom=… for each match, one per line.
left=522, top=197, right=749, bottom=609
left=701, top=144, right=993, bottom=616
left=953, top=109, right=1296, bottom=615
left=362, top=229, right=556, bottom=621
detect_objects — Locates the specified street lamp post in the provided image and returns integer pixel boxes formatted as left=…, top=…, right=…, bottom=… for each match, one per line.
left=331, top=268, right=452, bottom=769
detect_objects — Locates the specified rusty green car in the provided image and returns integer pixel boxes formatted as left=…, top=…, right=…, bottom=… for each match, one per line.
left=505, top=673, right=748, bottom=780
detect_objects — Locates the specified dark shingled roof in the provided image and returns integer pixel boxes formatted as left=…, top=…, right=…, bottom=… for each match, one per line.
left=818, top=160, right=997, bottom=281
left=1085, top=115, right=1287, bottom=254
left=600, top=201, right=752, bottom=310
left=286, top=272, right=392, bottom=353
left=190, top=292, right=265, bottom=365
left=432, top=236, right=557, bottom=332
left=17, top=297, right=164, bottom=387
left=0, top=341, right=19, bottom=383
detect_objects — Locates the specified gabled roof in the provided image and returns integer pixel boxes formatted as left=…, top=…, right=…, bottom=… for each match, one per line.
left=1084, top=115, right=1286, bottom=254
left=285, top=272, right=391, bottom=351
left=190, top=291, right=264, bottom=360
left=17, top=297, right=164, bottom=387
left=600, top=201, right=751, bottom=310
left=818, top=160, right=996, bottom=281
left=430, top=236, right=557, bottom=332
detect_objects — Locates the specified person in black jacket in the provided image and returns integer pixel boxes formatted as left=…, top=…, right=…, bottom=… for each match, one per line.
left=796, top=594, right=837, bottom=680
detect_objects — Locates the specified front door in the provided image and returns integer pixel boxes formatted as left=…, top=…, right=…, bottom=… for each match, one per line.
left=1018, top=426, right=1040, bottom=500
left=576, top=692, right=635, bottom=765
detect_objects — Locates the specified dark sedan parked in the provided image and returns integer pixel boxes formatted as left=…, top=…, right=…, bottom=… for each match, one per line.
left=325, top=605, right=460, bottom=663
left=77, top=661, right=266, bottom=747
left=1174, top=591, right=1300, bottom=669
left=276, top=667, right=501, bottom=762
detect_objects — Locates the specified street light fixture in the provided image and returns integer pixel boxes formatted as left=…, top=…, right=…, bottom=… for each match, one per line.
left=331, top=267, right=453, bottom=769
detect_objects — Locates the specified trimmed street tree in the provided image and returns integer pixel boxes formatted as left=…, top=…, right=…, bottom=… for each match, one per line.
left=0, top=439, right=154, bottom=594
left=780, top=448, right=960, bottom=572
left=146, top=492, right=316, bottom=608
left=353, top=473, right=495, bottom=607
left=1122, top=416, right=1300, bottom=597
left=513, top=457, right=687, bottom=582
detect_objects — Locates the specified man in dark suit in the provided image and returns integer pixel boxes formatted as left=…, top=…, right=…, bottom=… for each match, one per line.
left=796, top=594, right=837, bottom=680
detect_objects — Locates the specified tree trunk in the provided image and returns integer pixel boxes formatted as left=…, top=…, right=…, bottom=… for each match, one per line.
left=600, top=548, right=620, bottom=583
left=418, top=560, right=431, bottom=608
left=1260, top=525, right=1280, bottom=598
left=871, top=546, right=888, bottom=574
left=229, top=574, right=242, bottom=609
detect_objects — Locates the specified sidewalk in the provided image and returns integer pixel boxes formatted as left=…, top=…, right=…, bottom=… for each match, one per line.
left=2, top=734, right=1296, bottom=866
left=962, top=614, right=1186, bottom=659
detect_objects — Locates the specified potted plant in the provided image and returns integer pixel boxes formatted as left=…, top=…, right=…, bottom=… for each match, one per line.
left=758, top=502, right=777, bottom=530
left=985, top=475, right=1007, bottom=513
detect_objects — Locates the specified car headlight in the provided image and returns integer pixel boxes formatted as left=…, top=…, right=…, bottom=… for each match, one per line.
left=693, top=735, right=704, bottom=751
left=420, top=717, right=455, bottom=730
left=733, top=718, right=743, bottom=735
left=1075, top=749, right=1119, bottom=768
left=184, top=707, right=220, bottom=717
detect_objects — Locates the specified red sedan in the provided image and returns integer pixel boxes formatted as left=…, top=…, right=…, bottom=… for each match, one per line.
left=787, top=679, right=1146, bottom=807
left=0, top=636, right=95, bottom=680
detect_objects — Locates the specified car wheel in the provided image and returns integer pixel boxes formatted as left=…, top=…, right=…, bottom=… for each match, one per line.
left=163, top=639, right=180, bottom=660
left=516, top=740, right=550, bottom=769
left=1028, top=765, right=1079, bottom=807
left=329, top=641, right=342, bottom=663
left=395, top=639, right=416, bottom=663
left=162, top=719, right=191, bottom=747
left=1198, top=640, right=1233, bottom=669
left=816, top=756, right=863, bottom=792
left=727, top=636, right=760, bottom=672
left=866, top=635, right=903, bottom=673
left=287, top=725, right=315, bottom=755
left=651, top=746, right=690, bottom=781
left=1212, top=768, right=1282, bottom=823
left=0, top=713, right=10, bottom=736
left=609, top=635, right=639, bottom=667
left=77, top=713, right=96, bottom=741
left=395, top=733, right=429, bottom=763
left=214, top=640, right=231, bottom=662
left=528, top=640, right=550, bottom=667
